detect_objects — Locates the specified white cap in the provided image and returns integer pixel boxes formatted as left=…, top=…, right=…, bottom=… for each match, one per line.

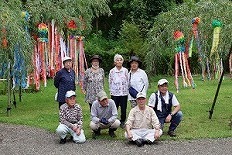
left=63, top=56, right=72, bottom=63
left=158, top=79, right=169, bottom=86
left=65, top=90, right=76, bottom=98
left=136, top=92, right=146, bottom=99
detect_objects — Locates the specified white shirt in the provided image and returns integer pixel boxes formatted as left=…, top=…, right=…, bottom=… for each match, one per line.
left=128, top=68, right=149, bottom=100
left=109, top=66, right=129, bottom=96
left=148, top=92, right=180, bottom=108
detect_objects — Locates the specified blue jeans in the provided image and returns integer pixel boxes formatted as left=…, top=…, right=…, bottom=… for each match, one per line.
left=158, top=111, right=183, bottom=131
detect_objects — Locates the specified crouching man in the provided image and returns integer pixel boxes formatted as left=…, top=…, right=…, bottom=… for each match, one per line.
left=56, top=90, right=86, bottom=144
left=125, top=92, right=162, bottom=147
left=90, top=90, right=120, bottom=139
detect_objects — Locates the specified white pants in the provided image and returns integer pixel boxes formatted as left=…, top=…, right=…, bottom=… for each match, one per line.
left=56, top=123, right=86, bottom=143
left=125, top=128, right=163, bottom=142
left=90, top=119, right=120, bottom=130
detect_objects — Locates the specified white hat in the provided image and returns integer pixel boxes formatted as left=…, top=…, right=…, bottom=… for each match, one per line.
left=65, top=90, right=76, bottom=98
left=136, top=92, right=146, bottom=99
left=63, top=56, right=72, bottom=63
left=97, top=90, right=108, bottom=101
left=158, top=79, right=169, bottom=86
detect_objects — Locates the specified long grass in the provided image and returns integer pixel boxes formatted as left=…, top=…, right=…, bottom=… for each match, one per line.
left=0, top=75, right=231, bottom=141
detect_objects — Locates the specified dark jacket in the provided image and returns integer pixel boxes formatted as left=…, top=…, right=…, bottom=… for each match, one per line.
left=54, top=68, right=76, bottom=102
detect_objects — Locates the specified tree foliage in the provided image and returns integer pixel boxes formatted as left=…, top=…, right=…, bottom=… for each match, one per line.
left=145, top=0, right=232, bottom=75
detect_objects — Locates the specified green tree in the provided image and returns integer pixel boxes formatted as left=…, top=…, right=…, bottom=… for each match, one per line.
left=145, top=0, right=232, bottom=75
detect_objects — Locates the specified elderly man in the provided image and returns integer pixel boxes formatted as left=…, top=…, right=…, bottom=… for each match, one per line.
left=54, top=56, right=76, bottom=108
left=125, top=92, right=162, bottom=147
left=90, top=90, right=120, bottom=139
left=148, top=79, right=183, bottom=137
left=56, top=90, right=86, bottom=144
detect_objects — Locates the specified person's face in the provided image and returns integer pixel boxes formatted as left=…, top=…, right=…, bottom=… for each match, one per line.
left=130, top=61, right=139, bottom=70
left=158, top=83, right=168, bottom=95
left=91, top=59, right=99, bottom=67
left=64, top=60, right=72, bottom=70
left=115, top=58, right=123, bottom=67
left=99, top=98, right=108, bottom=107
left=136, top=97, right=146, bottom=109
left=65, top=96, right=76, bottom=107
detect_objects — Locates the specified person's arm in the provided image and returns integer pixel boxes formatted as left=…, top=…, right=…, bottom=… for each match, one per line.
left=108, top=101, right=118, bottom=123
left=108, top=69, right=113, bottom=94
left=148, top=93, right=156, bottom=108
left=54, top=71, right=61, bottom=88
left=91, top=102, right=100, bottom=123
left=125, top=110, right=134, bottom=140
left=166, top=94, right=181, bottom=122
left=150, top=108, right=161, bottom=139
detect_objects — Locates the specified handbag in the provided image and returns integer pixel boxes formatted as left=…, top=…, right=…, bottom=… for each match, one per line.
left=129, top=86, right=138, bottom=98
left=129, top=73, right=145, bottom=98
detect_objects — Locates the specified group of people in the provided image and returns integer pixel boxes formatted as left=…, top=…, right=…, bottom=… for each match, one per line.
left=54, top=54, right=183, bottom=147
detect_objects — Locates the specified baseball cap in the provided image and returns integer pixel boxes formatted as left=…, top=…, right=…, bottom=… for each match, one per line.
left=63, top=56, right=72, bottom=63
left=158, top=79, right=169, bottom=86
left=136, top=92, right=146, bottom=99
left=65, top=90, right=76, bottom=98
left=97, top=90, right=108, bottom=101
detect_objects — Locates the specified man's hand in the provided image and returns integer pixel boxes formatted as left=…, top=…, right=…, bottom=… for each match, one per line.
left=100, top=118, right=109, bottom=125
left=72, top=125, right=81, bottom=135
left=165, top=114, right=172, bottom=123
left=127, top=131, right=133, bottom=140
left=154, top=130, right=160, bottom=140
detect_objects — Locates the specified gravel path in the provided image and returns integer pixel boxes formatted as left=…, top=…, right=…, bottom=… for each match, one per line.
left=0, top=123, right=231, bottom=155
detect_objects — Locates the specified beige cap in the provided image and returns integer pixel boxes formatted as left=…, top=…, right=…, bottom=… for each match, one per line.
left=136, top=92, right=146, bottom=99
left=97, top=90, right=108, bottom=101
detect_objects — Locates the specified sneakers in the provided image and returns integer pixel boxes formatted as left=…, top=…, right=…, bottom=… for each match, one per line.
left=135, top=139, right=144, bottom=147
left=168, top=130, right=176, bottom=137
left=59, top=137, right=66, bottom=144
left=109, top=128, right=116, bottom=138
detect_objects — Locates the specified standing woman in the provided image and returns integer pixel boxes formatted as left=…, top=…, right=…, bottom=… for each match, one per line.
left=128, top=56, right=149, bottom=108
left=109, top=54, right=129, bottom=128
left=54, top=56, right=76, bottom=108
left=83, top=55, right=104, bottom=110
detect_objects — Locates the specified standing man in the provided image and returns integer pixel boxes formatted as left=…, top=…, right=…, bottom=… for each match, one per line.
left=56, top=91, right=86, bottom=144
left=90, top=90, right=120, bottom=139
left=148, top=79, right=183, bottom=137
left=54, top=56, right=76, bottom=108
left=125, top=92, right=162, bottom=147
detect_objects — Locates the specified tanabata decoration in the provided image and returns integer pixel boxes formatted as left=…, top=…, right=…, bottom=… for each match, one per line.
left=38, top=23, right=48, bottom=42
left=174, top=30, right=195, bottom=93
left=210, top=19, right=222, bottom=79
left=190, top=17, right=207, bottom=80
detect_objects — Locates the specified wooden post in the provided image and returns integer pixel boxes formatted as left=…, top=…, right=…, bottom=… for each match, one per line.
left=7, top=60, right=12, bottom=116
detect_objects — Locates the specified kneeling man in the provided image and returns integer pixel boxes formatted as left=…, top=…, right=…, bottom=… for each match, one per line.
left=125, top=92, right=162, bottom=147
left=56, top=90, right=86, bottom=144
left=90, top=90, right=120, bottom=139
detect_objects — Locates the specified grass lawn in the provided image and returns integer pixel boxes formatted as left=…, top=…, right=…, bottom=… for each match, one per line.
left=0, top=75, right=231, bottom=141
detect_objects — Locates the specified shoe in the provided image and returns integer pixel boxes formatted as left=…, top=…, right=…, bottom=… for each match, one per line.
left=135, top=139, right=144, bottom=147
left=92, top=128, right=101, bottom=139
left=59, top=137, right=66, bottom=144
left=120, top=122, right=125, bottom=129
left=145, top=140, right=153, bottom=145
left=168, top=130, right=176, bottom=137
left=109, top=128, right=116, bottom=138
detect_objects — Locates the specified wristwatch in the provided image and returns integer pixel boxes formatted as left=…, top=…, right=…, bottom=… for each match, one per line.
left=170, top=113, right=174, bottom=116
